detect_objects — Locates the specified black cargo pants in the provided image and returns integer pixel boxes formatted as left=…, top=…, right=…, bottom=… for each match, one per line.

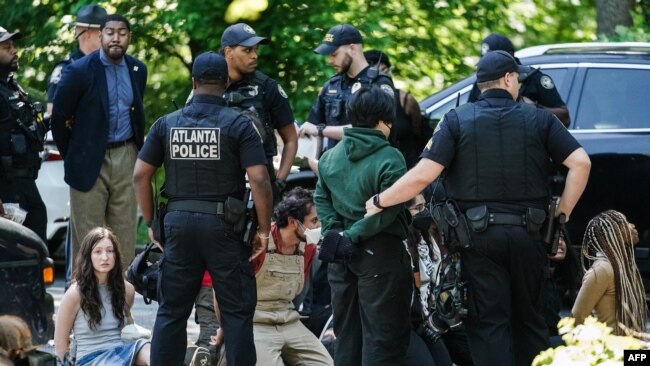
left=328, top=233, right=413, bottom=366
left=151, top=210, right=257, bottom=366
left=461, top=224, right=549, bottom=366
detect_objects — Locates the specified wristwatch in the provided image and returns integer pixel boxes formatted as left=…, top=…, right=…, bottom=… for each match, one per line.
left=145, top=220, right=153, bottom=228
left=372, top=194, right=386, bottom=209
left=317, top=124, right=326, bottom=138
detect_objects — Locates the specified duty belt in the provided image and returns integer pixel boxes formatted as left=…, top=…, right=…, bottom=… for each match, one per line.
left=167, top=200, right=224, bottom=215
left=488, top=212, right=527, bottom=226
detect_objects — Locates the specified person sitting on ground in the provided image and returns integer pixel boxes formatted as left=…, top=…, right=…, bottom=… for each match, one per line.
left=252, top=187, right=333, bottom=366
left=54, top=227, right=151, bottom=366
left=211, top=187, right=333, bottom=366
left=571, top=210, right=648, bottom=334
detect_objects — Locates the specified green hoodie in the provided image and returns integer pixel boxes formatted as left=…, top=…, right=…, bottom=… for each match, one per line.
left=314, top=127, right=410, bottom=243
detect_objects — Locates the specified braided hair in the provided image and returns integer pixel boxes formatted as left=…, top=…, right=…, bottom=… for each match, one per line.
left=581, top=210, right=647, bottom=334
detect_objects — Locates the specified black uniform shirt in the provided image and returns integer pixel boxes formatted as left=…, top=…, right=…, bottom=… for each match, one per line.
left=422, top=88, right=580, bottom=168
left=468, top=69, right=566, bottom=108
left=138, top=94, right=267, bottom=169
left=226, top=71, right=294, bottom=131
left=307, top=66, right=394, bottom=125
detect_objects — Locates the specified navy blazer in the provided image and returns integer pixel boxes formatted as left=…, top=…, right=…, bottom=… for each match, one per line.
left=51, top=50, right=147, bottom=192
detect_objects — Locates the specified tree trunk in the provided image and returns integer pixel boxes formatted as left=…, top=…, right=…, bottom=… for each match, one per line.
left=596, top=0, right=635, bottom=36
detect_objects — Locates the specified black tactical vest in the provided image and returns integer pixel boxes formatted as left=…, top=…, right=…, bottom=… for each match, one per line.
left=162, top=106, right=246, bottom=201
left=321, top=69, right=389, bottom=149
left=444, top=102, right=550, bottom=202
left=0, top=79, right=44, bottom=179
left=224, top=71, right=276, bottom=157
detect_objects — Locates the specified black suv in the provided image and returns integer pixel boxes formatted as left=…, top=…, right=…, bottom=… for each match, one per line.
left=0, top=217, right=55, bottom=345
left=420, top=42, right=650, bottom=285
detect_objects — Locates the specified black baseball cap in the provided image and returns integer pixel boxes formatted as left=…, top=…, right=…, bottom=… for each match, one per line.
left=0, top=26, right=22, bottom=43
left=476, top=50, right=528, bottom=83
left=221, top=23, right=268, bottom=48
left=481, top=34, right=515, bottom=56
left=192, top=51, right=228, bottom=80
left=73, top=4, right=107, bottom=29
left=314, top=24, right=363, bottom=55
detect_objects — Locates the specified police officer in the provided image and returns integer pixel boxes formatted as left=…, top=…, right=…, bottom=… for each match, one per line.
left=299, top=24, right=396, bottom=150
left=220, top=23, right=297, bottom=199
left=468, top=34, right=571, bottom=127
left=0, top=27, right=48, bottom=242
left=46, top=4, right=107, bottom=115
left=366, top=50, right=591, bottom=366
left=133, top=51, right=273, bottom=366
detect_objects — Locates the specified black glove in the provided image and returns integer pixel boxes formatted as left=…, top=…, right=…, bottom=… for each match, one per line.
left=318, top=230, right=359, bottom=264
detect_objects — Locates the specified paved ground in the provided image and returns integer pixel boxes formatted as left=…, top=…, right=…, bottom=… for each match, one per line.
left=39, top=267, right=200, bottom=354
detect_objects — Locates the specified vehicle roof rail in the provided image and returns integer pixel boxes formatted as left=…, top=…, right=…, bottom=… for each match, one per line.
left=516, top=42, right=650, bottom=58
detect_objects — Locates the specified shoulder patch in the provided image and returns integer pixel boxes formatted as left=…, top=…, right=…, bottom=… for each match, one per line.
left=425, top=138, right=433, bottom=150
left=49, top=65, right=63, bottom=84
left=351, top=82, right=362, bottom=94
left=540, top=75, right=554, bottom=89
left=278, top=84, right=288, bottom=99
left=380, top=84, right=394, bottom=96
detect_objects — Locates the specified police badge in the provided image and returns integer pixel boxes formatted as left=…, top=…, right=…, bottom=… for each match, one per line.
left=540, top=75, right=555, bottom=89
left=351, top=82, right=362, bottom=94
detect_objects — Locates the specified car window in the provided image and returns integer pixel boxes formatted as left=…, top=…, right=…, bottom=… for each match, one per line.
left=427, top=92, right=469, bottom=127
left=574, top=68, right=650, bottom=129
left=538, top=68, right=569, bottom=101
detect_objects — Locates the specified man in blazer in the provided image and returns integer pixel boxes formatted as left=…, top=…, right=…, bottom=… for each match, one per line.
left=51, top=13, right=147, bottom=270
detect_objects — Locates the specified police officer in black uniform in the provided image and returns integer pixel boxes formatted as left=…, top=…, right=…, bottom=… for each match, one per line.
left=299, top=24, right=396, bottom=150
left=0, top=27, right=48, bottom=242
left=133, top=51, right=273, bottom=366
left=468, top=34, right=570, bottom=127
left=220, top=23, right=297, bottom=199
left=366, top=50, right=591, bottom=366
left=46, top=4, right=107, bottom=116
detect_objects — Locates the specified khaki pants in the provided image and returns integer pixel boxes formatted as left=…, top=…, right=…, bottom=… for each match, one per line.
left=69, top=142, right=138, bottom=272
left=254, top=317, right=333, bottom=366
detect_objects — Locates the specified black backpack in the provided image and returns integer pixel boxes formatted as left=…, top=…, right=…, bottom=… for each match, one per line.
left=125, top=242, right=162, bottom=304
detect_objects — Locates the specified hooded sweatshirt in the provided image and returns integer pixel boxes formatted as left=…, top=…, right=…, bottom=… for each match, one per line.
left=315, top=127, right=409, bottom=243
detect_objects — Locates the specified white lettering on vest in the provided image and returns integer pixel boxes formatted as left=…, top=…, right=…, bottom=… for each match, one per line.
left=169, top=128, right=220, bottom=160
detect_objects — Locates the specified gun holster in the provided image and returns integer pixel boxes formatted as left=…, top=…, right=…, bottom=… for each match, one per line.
left=224, top=196, right=247, bottom=234
left=151, top=202, right=167, bottom=243
left=432, top=200, right=473, bottom=252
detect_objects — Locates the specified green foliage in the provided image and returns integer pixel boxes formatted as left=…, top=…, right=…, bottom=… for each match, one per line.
left=2, top=0, right=643, bottom=130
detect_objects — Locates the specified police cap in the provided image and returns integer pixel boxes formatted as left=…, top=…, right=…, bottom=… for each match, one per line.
left=73, top=4, right=107, bottom=29
left=314, top=24, right=363, bottom=55
left=476, top=50, right=528, bottom=83
left=0, top=26, right=23, bottom=43
left=481, top=33, right=515, bottom=56
left=221, top=23, right=268, bottom=48
left=192, top=51, right=228, bottom=81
